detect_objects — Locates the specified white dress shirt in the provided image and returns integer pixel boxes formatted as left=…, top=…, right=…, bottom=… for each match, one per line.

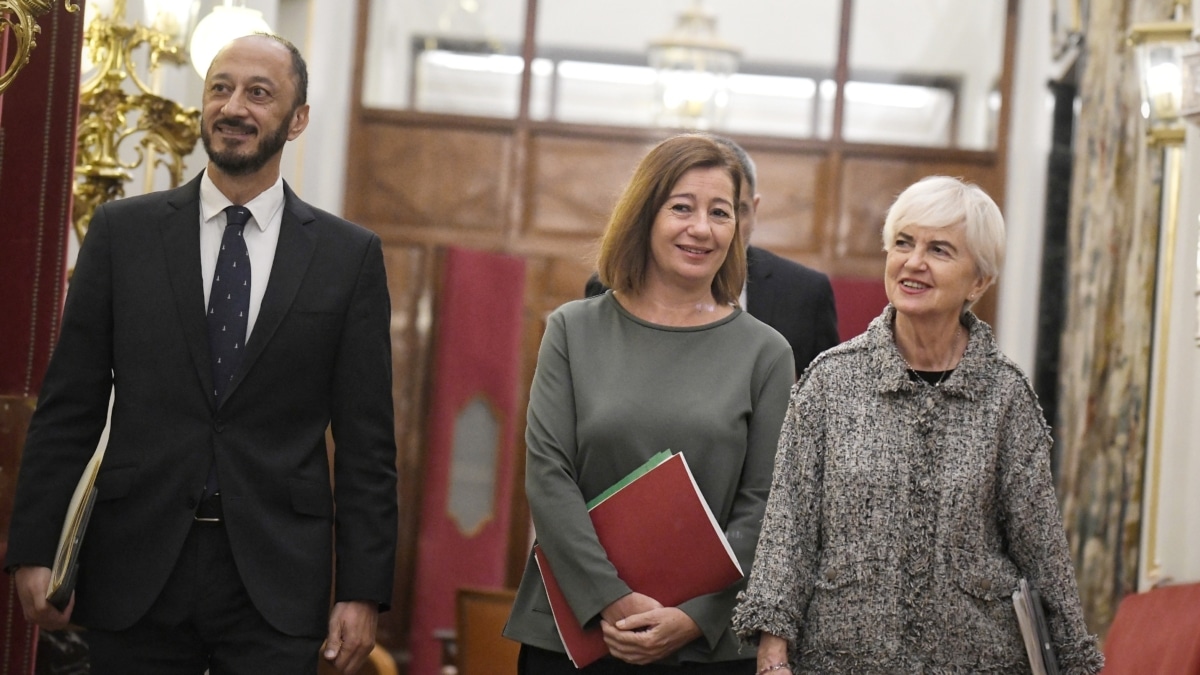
left=199, top=172, right=285, bottom=339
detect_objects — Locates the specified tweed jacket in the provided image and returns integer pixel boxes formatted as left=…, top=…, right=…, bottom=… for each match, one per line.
left=732, top=306, right=1103, bottom=674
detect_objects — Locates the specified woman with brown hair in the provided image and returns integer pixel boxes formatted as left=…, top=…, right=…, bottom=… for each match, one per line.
left=503, top=134, right=795, bottom=674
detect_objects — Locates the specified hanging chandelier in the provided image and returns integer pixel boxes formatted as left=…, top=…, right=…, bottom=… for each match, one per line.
left=647, top=0, right=740, bottom=130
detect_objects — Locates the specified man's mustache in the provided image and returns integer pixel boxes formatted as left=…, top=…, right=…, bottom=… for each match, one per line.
left=212, top=118, right=256, bottom=134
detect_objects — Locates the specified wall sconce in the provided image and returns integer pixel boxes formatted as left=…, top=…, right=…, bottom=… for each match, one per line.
left=1129, top=20, right=1192, bottom=145
left=0, top=1, right=79, bottom=96
left=647, top=0, right=740, bottom=130
left=73, top=0, right=273, bottom=244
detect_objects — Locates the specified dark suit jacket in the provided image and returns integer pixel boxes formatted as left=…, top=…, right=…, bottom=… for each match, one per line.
left=5, top=173, right=398, bottom=638
left=584, top=246, right=839, bottom=376
left=743, top=245, right=839, bottom=376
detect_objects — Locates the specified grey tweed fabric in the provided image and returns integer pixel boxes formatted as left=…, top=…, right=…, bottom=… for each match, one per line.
left=732, top=306, right=1104, bottom=674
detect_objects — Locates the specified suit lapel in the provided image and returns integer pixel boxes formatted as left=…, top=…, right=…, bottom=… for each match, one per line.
left=160, top=175, right=214, bottom=404
left=223, top=185, right=317, bottom=405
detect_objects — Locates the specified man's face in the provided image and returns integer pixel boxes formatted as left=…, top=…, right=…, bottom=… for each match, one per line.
left=200, top=36, right=309, bottom=176
left=736, top=179, right=761, bottom=247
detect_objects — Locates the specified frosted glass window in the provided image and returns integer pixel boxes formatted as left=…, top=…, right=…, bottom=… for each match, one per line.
left=447, top=397, right=500, bottom=535
left=848, top=0, right=1006, bottom=149
left=362, top=0, right=525, bottom=115
left=360, top=0, right=1009, bottom=148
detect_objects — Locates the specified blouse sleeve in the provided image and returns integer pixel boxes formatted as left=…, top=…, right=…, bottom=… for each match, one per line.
left=523, top=309, right=632, bottom=628
left=996, top=376, right=1104, bottom=675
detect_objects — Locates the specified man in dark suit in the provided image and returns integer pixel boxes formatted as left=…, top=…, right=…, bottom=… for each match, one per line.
left=586, top=136, right=839, bottom=377
left=6, top=35, right=397, bottom=675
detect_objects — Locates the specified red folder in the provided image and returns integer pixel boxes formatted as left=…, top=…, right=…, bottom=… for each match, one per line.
left=534, top=451, right=743, bottom=668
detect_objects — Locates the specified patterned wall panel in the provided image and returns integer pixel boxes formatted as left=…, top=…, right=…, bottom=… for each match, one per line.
left=749, top=150, right=826, bottom=255
left=353, top=124, right=515, bottom=232
left=526, top=134, right=655, bottom=236
left=837, top=156, right=1002, bottom=277
left=840, top=158, right=922, bottom=247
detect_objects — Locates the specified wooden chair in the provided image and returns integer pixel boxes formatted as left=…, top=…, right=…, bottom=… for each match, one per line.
left=455, top=587, right=519, bottom=675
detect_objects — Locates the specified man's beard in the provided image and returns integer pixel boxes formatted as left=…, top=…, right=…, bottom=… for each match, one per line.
left=202, top=115, right=291, bottom=176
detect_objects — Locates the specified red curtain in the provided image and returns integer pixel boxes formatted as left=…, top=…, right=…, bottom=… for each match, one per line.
left=0, top=6, right=86, bottom=674
left=830, top=277, right=889, bottom=341
left=0, top=4, right=83, bottom=397
left=407, top=247, right=527, bottom=675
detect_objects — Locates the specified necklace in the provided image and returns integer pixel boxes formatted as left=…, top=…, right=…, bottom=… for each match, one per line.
left=907, top=365, right=952, bottom=387
left=901, top=326, right=963, bottom=387
left=615, top=290, right=730, bottom=326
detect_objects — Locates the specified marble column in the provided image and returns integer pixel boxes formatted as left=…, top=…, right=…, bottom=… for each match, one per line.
left=1057, top=0, right=1176, bottom=638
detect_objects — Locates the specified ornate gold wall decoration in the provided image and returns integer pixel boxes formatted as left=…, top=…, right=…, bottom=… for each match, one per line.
left=71, top=0, right=200, bottom=242
left=0, top=1, right=78, bottom=96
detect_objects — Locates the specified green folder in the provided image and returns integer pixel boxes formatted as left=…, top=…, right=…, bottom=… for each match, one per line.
left=586, top=449, right=672, bottom=510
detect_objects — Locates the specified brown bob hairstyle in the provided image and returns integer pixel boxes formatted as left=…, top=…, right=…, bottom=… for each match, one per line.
left=596, top=134, right=746, bottom=306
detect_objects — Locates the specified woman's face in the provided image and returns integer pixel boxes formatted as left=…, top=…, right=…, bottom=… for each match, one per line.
left=884, top=222, right=989, bottom=322
left=645, top=166, right=737, bottom=294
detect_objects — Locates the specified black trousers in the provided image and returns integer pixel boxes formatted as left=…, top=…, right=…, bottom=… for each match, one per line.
left=518, top=644, right=755, bottom=675
left=85, top=521, right=323, bottom=675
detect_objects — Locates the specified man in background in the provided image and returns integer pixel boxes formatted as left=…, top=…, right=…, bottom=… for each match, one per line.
left=587, top=135, right=839, bottom=377
left=7, top=34, right=397, bottom=675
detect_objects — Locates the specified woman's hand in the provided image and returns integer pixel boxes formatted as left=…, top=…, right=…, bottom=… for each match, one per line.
left=600, top=605, right=702, bottom=664
left=756, top=632, right=792, bottom=674
left=600, top=591, right=662, bottom=625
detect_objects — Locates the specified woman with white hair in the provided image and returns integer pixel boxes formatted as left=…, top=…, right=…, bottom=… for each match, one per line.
left=731, top=176, right=1104, bottom=674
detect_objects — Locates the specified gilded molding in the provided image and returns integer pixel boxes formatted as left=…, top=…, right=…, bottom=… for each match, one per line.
left=71, top=0, right=200, bottom=243
left=0, top=1, right=78, bottom=96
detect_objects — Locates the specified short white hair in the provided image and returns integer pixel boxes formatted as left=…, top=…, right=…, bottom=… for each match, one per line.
left=881, top=175, right=1006, bottom=282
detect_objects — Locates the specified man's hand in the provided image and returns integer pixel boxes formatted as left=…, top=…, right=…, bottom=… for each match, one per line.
left=13, top=566, right=73, bottom=630
left=600, top=606, right=702, bottom=665
left=322, top=600, right=378, bottom=674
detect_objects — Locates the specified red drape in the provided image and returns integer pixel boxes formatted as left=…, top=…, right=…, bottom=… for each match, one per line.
left=0, top=4, right=83, bottom=396
left=407, top=246, right=527, bottom=675
left=0, top=6, right=86, bottom=674
left=830, top=276, right=889, bottom=341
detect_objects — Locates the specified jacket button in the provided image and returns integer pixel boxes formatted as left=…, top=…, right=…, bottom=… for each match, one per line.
left=979, top=579, right=992, bottom=591
left=825, top=569, right=838, bottom=582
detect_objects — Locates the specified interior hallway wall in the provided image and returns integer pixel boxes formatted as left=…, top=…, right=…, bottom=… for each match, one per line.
left=1142, top=64, right=1200, bottom=590
left=998, top=0, right=1051, bottom=375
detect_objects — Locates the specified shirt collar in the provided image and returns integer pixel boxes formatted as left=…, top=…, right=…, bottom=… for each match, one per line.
left=866, top=305, right=995, bottom=399
left=199, top=170, right=285, bottom=233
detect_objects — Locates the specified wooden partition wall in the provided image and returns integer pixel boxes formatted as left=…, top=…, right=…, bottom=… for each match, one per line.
left=347, top=1, right=1017, bottom=669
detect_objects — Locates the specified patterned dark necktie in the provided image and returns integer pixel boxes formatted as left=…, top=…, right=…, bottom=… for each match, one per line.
left=208, top=205, right=252, bottom=403
left=203, top=206, right=251, bottom=497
